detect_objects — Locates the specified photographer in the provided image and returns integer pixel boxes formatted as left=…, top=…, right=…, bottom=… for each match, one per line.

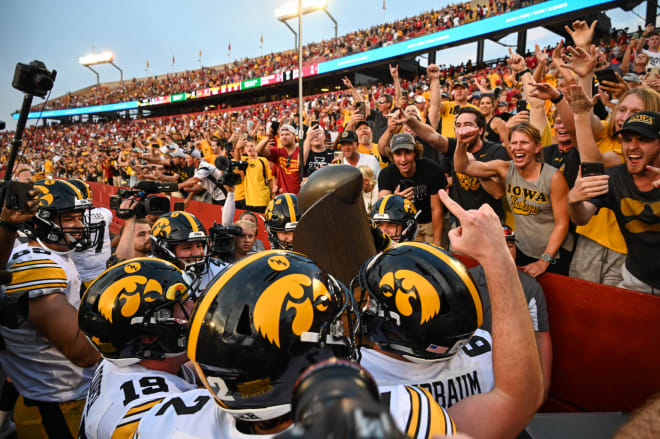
left=113, top=200, right=153, bottom=263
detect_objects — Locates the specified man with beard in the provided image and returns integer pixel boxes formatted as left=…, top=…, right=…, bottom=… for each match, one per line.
left=568, top=111, right=660, bottom=294
left=337, top=130, right=381, bottom=179
left=355, top=120, right=388, bottom=169
left=256, top=124, right=301, bottom=195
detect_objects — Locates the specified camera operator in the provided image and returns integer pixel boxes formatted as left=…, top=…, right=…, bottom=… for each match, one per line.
left=112, top=200, right=153, bottom=263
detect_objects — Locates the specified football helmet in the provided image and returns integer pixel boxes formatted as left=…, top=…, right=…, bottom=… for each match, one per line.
left=67, top=178, right=93, bottom=201
left=356, top=242, right=482, bottom=362
left=370, top=194, right=419, bottom=242
left=187, top=250, right=359, bottom=421
left=78, top=258, right=191, bottom=365
left=264, top=193, right=300, bottom=250
left=27, top=179, right=99, bottom=251
left=150, top=211, right=209, bottom=275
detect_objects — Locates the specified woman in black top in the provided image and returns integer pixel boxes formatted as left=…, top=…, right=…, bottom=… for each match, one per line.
left=479, top=94, right=507, bottom=144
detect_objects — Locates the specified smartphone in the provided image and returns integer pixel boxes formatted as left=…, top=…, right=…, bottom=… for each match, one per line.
left=647, top=66, right=659, bottom=78
left=595, top=67, right=618, bottom=84
left=356, top=101, right=366, bottom=116
left=516, top=99, right=528, bottom=113
left=581, top=161, right=604, bottom=177
left=270, top=120, right=280, bottom=133
left=333, top=151, right=344, bottom=163
left=4, top=181, right=34, bottom=210
left=398, top=178, right=414, bottom=191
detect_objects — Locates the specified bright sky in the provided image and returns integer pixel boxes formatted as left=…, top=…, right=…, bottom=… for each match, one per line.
left=0, top=0, right=649, bottom=132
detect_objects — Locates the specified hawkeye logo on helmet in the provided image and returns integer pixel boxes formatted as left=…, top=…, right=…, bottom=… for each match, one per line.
left=253, top=274, right=332, bottom=348
left=267, top=255, right=290, bottom=271
left=152, top=217, right=171, bottom=237
left=34, top=184, right=54, bottom=206
left=378, top=270, right=440, bottom=325
left=98, top=274, right=187, bottom=323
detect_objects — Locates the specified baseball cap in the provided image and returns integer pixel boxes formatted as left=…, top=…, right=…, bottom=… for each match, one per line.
left=279, top=124, right=298, bottom=136
left=390, top=133, right=416, bottom=153
left=614, top=111, right=660, bottom=139
left=355, top=120, right=370, bottom=130
left=452, top=80, right=468, bottom=89
left=337, top=130, right=357, bottom=144
left=622, top=72, right=641, bottom=84
left=171, top=149, right=187, bottom=158
left=414, top=95, right=426, bottom=104
left=503, top=225, right=515, bottom=242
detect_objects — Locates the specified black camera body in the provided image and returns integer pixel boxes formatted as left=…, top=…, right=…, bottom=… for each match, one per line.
left=12, top=61, right=57, bottom=98
left=276, top=359, right=405, bottom=439
left=109, top=181, right=177, bottom=219
left=208, top=223, right=242, bottom=261
left=214, top=156, right=248, bottom=187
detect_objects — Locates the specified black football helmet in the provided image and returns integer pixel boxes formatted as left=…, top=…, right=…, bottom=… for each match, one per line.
left=264, top=193, right=300, bottom=250
left=150, top=211, right=209, bottom=275
left=27, top=179, right=100, bottom=251
left=356, top=242, right=482, bottom=362
left=370, top=194, right=419, bottom=242
left=78, top=258, right=192, bottom=365
left=187, top=250, right=359, bottom=421
left=67, top=178, right=93, bottom=201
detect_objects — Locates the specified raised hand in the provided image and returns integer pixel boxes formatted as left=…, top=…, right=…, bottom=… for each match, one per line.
left=564, top=20, right=597, bottom=49
left=565, top=84, right=599, bottom=115
left=560, top=45, right=597, bottom=78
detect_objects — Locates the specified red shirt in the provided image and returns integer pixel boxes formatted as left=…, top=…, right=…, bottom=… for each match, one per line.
left=269, top=145, right=301, bottom=195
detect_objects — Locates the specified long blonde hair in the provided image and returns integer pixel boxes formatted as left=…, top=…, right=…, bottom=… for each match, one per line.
left=607, top=87, right=660, bottom=138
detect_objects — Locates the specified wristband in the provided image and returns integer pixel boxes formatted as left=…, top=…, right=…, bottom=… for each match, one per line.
left=550, top=90, right=564, bottom=104
left=0, top=219, right=19, bottom=233
left=515, top=69, right=531, bottom=81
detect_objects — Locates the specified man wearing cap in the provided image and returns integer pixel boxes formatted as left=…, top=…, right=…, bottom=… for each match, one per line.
left=256, top=123, right=300, bottom=195
left=568, top=111, right=660, bottom=294
left=355, top=121, right=387, bottom=169
left=427, top=64, right=480, bottom=138
left=378, top=132, right=447, bottom=246
left=337, top=130, right=381, bottom=179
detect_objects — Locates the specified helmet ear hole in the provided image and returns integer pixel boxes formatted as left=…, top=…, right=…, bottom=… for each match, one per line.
left=236, top=305, right=252, bottom=336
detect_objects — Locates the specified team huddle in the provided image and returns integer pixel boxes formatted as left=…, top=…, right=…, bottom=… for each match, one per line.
left=0, top=170, right=543, bottom=439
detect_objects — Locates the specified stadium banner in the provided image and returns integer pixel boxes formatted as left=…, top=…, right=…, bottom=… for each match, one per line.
left=240, top=78, right=261, bottom=90
left=281, top=64, right=319, bottom=82
left=153, top=95, right=171, bottom=105
left=171, top=92, right=186, bottom=103
left=318, top=0, right=613, bottom=74
left=210, top=87, right=221, bottom=96
left=14, top=100, right=139, bottom=119
left=197, top=88, right=211, bottom=98
left=260, top=73, right=283, bottom=86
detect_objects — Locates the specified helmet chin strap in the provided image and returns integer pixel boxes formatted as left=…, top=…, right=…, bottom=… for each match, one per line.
left=36, top=238, right=74, bottom=255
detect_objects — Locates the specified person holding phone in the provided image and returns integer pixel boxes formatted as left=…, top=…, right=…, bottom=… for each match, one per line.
left=568, top=111, right=660, bottom=294
left=378, top=133, right=447, bottom=246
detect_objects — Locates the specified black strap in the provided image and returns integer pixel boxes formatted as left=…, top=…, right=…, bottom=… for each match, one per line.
left=23, top=397, right=74, bottom=439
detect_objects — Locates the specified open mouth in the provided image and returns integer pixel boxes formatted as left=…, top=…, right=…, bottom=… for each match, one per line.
left=627, top=153, right=643, bottom=167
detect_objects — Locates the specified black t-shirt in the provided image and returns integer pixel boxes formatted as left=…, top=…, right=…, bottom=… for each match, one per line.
left=367, top=110, right=389, bottom=144
left=445, top=138, right=509, bottom=218
left=378, top=158, right=447, bottom=224
left=543, top=144, right=580, bottom=189
left=304, top=149, right=335, bottom=177
left=590, top=165, right=660, bottom=288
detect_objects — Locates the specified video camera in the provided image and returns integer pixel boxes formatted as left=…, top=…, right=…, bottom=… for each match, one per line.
left=276, top=359, right=405, bottom=439
left=109, top=181, right=178, bottom=219
left=214, top=156, right=248, bottom=187
left=208, top=223, right=242, bottom=261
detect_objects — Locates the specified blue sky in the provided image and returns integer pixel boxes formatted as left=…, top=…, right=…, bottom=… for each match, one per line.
left=0, top=1, right=649, bottom=131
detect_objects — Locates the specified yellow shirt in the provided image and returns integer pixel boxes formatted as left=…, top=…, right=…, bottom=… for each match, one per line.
left=441, top=102, right=480, bottom=138
left=357, top=142, right=388, bottom=169
left=574, top=122, right=627, bottom=254
left=244, top=157, right=272, bottom=207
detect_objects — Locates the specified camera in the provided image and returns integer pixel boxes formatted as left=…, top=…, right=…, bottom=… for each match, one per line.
left=208, top=223, right=242, bottom=261
left=276, top=359, right=405, bottom=439
left=12, top=61, right=57, bottom=98
left=214, top=156, right=248, bottom=187
left=109, top=181, right=177, bottom=219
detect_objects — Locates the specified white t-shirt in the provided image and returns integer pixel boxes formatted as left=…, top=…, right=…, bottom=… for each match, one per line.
left=344, top=153, right=381, bottom=179
left=195, top=160, right=226, bottom=202
left=644, top=48, right=660, bottom=68
left=71, top=206, right=113, bottom=283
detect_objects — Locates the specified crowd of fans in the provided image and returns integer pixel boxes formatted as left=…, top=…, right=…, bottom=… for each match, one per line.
left=0, top=8, right=659, bottom=439
left=31, top=0, right=543, bottom=112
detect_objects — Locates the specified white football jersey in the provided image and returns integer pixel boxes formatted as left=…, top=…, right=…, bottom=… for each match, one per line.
left=383, top=385, right=456, bottom=438
left=361, top=329, right=494, bottom=409
left=133, top=388, right=284, bottom=439
left=70, top=207, right=113, bottom=283
left=0, top=243, right=92, bottom=402
left=191, top=258, right=229, bottom=300
left=80, top=360, right=197, bottom=439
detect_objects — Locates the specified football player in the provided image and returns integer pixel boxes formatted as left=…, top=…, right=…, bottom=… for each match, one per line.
left=264, top=193, right=299, bottom=250
left=356, top=190, right=544, bottom=439
left=0, top=179, right=101, bottom=438
left=78, top=258, right=197, bottom=439
left=150, top=211, right=227, bottom=299
left=67, top=179, right=113, bottom=289
left=370, top=194, right=420, bottom=243
left=133, top=251, right=456, bottom=438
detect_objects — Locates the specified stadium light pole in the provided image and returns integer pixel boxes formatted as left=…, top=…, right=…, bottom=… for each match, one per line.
left=275, top=0, right=337, bottom=49
left=298, top=0, right=303, bottom=183
left=79, top=51, right=124, bottom=86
